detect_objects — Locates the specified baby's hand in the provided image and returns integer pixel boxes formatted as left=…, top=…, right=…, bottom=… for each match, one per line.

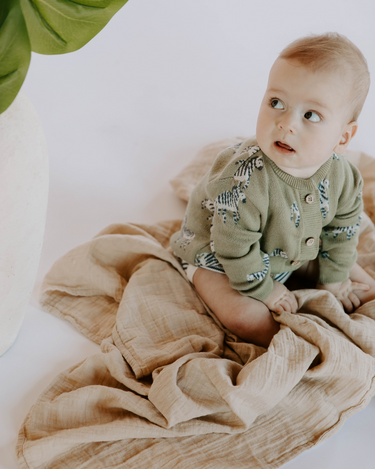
left=317, top=279, right=370, bottom=313
left=264, top=280, right=298, bottom=314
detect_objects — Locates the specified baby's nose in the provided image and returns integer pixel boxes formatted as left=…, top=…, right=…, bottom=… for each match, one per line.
left=277, top=112, right=296, bottom=133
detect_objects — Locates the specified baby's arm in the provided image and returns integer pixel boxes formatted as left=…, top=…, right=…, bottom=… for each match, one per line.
left=209, top=194, right=275, bottom=302
left=209, top=191, right=298, bottom=313
left=318, top=161, right=364, bottom=300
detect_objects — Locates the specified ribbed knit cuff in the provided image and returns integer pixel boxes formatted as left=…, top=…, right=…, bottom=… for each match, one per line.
left=238, top=276, right=274, bottom=303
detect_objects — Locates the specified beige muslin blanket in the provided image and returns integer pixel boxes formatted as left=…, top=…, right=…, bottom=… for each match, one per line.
left=17, top=141, right=375, bottom=468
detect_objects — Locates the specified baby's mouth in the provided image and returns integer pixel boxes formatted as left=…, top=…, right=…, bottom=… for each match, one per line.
left=275, top=141, right=295, bottom=152
left=275, top=141, right=294, bottom=151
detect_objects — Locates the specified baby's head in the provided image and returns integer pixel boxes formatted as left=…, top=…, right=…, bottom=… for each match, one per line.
left=256, top=32, right=370, bottom=178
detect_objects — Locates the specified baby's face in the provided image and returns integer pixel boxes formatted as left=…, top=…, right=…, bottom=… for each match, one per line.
left=256, top=58, right=356, bottom=178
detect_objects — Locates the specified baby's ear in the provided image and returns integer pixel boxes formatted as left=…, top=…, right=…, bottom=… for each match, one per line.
left=334, top=121, right=358, bottom=153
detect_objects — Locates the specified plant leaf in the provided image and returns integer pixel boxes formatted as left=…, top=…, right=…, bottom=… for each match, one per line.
left=0, top=0, right=129, bottom=114
left=20, top=0, right=130, bottom=55
left=0, top=0, right=31, bottom=115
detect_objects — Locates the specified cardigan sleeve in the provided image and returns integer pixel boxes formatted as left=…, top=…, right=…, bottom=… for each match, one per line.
left=318, top=164, right=363, bottom=285
left=209, top=190, right=274, bottom=302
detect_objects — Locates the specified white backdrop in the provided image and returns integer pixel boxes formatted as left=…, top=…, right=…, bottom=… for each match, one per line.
left=1, top=1, right=375, bottom=468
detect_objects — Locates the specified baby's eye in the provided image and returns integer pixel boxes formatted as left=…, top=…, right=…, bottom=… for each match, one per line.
left=304, top=111, right=321, bottom=122
left=270, top=99, right=284, bottom=109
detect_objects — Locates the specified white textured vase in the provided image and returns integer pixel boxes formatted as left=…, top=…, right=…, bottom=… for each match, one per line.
left=0, top=91, right=49, bottom=356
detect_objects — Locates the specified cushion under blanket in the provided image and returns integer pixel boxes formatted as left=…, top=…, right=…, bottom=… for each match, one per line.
left=16, top=142, right=375, bottom=469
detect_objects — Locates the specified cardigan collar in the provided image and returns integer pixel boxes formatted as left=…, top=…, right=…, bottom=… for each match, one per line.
left=262, top=152, right=333, bottom=190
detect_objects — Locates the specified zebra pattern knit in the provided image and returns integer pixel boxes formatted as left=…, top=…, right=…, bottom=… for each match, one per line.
left=170, top=136, right=364, bottom=302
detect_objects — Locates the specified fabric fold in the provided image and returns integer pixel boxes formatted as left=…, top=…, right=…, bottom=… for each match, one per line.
left=16, top=154, right=375, bottom=469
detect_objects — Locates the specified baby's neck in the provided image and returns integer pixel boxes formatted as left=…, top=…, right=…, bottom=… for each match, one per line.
left=276, top=163, right=323, bottom=179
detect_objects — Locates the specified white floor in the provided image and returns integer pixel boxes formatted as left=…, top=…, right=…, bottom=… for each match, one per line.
left=1, top=1, right=375, bottom=467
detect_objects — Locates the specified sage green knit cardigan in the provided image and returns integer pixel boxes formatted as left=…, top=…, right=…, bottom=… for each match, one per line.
left=171, top=137, right=363, bottom=301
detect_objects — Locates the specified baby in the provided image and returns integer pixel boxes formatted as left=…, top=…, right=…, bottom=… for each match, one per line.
left=171, top=32, right=375, bottom=348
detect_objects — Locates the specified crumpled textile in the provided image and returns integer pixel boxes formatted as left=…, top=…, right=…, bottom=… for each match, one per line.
left=16, top=144, right=375, bottom=468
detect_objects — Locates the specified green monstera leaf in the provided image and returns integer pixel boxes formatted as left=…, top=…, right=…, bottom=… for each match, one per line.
left=0, top=0, right=129, bottom=114
left=0, top=1, right=31, bottom=115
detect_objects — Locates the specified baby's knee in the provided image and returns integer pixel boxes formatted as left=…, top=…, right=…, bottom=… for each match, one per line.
left=224, top=300, right=280, bottom=346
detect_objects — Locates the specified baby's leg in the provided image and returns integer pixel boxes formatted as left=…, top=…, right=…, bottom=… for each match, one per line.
left=349, top=263, right=375, bottom=306
left=192, top=268, right=280, bottom=348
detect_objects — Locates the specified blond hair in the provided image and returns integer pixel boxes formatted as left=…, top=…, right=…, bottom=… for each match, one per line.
left=279, top=32, right=370, bottom=121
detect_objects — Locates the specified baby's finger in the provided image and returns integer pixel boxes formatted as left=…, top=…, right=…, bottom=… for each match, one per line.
left=341, top=297, right=353, bottom=314
left=272, top=304, right=285, bottom=314
left=280, top=299, right=293, bottom=313
left=348, top=292, right=360, bottom=309
left=351, top=281, right=370, bottom=292
left=286, top=293, right=298, bottom=313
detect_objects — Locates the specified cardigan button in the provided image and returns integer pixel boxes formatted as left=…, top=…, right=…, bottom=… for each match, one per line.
left=291, top=260, right=300, bottom=267
left=305, top=194, right=315, bottom=204
left=306, top=237, right=315, bottom=246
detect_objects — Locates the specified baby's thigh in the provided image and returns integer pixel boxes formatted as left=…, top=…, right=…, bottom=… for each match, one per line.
left=193, top=268, right=248, bottom=311
left=192, top=268, right=279, bottom=346
left=192, top=268, right=268, bottom=323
